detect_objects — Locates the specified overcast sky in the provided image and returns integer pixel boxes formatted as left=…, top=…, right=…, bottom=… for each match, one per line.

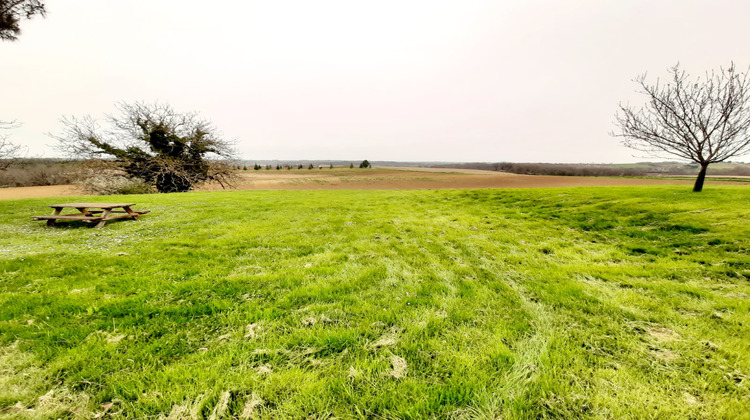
left=2, top=0, right=750, bottom=163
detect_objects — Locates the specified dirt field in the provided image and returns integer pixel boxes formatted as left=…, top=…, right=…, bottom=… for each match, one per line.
left=197, top=167, right=699, bottom=191
left=0, top=167, right=737, bottom=200
left=0, top=184, right=83, bottom=200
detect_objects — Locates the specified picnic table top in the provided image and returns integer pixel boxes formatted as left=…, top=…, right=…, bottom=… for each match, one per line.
left=47, top=203, right=137, bottom=209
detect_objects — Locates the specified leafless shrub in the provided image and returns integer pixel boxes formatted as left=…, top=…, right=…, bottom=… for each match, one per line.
left=0, top=158, right=77, bottom=187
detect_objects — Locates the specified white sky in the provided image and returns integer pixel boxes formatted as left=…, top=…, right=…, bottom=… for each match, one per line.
left=2, top=0, right=750, bottom=163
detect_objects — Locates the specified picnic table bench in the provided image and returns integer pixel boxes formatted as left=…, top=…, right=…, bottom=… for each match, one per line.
left=32, top=203, right=149, bottom=228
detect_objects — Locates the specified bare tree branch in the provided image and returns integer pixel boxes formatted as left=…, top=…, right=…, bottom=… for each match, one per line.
left=0, top=0, right=45, bottom=41
left=0, top=120, right=23, bottom=170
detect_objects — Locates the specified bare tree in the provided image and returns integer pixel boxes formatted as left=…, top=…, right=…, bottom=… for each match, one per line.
left=53, top=102, right=238, bottom=193
left=0, top=0, right=46, bottom=41
left=612, top=63, right=750, bottom=192
left=0, top=120, right=22, bottom=170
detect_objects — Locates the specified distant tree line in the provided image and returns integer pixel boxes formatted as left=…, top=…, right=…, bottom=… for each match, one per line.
left=433, top=162, right=647, bottom=177
left=242, top=160, right=371, bottom=171
left=432, top=162, right=750, bottom=177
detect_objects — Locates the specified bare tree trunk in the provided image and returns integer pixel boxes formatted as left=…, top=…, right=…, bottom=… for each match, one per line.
left=693, top=163, right=709, bottom=192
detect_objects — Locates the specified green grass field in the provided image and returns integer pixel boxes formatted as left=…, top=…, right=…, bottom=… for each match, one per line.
left=1, top=186, right=749, bottom=419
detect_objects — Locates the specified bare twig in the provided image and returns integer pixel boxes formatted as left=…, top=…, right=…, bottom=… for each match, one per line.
left=0, top=0, right=46, bottom=41
left=0, top=119, right=23, bottom=170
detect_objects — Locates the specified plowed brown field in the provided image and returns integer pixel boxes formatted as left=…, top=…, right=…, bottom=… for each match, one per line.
left=1, top=167, right=741, bottom=200
left=0, top=185, right=83, bottom=200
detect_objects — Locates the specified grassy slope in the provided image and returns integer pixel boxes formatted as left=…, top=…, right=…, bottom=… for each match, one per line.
left=0, top=186, right=748, bottom=419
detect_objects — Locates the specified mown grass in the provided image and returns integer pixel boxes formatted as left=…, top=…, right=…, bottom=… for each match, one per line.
left=0, top=186, right=749, bottom=419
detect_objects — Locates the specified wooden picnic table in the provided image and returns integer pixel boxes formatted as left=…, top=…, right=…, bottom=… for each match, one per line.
left=33, top=203, right=149, bottom=228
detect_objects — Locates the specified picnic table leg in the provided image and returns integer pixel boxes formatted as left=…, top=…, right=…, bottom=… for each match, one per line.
left=123, top=206, right=140, bottom=220
left=76, top=207, right=94, bottom=217
left=47, top=207, right=62, bottom=226
left=95, top=209, right=112, bottom=228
